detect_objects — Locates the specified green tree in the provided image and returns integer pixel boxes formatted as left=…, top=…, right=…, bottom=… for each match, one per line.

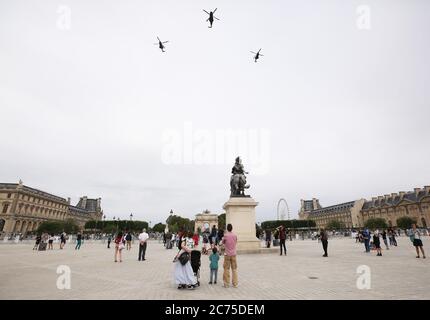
left=261, top=219, right=316, bottom=230
left=396, top=216, right=417, bottom=229
left=325, top=220, right=345, bottom=230
left=37, top=221, right=64, bottom=234
left=152, top=222, right=166, bottom=233
left=63, top=219, right=80, bottom=234
left=218, top=213, right=226, bottom=229
left=364, top=218, right=388, bottom=230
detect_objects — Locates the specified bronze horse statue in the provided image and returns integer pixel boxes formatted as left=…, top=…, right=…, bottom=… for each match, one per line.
left=230, top=157, right=250, bottom=196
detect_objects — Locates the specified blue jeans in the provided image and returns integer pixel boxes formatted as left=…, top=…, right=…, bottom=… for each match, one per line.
left=364, top=239, right=370, bottom=252
left=75, top=240, right=81, bottom=250
left=210, top=269, right=218, bottom=283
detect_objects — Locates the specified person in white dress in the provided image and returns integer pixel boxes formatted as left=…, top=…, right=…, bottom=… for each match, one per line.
left=173, top=235, right=197, bottom=290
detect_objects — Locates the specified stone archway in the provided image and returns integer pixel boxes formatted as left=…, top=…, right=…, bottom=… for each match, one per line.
left=421, top=217, right=427, bottom=228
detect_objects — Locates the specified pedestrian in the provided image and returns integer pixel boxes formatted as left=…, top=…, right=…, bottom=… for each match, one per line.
left=222, top=223, right=238, bottom=288
left=265, top=229, right=272, bottom=248
left=173, top=235, right=198, bottom=290
left=210, top=225, right=218, bottom=246
left=320, top=228, right=328, bottom=257
left=114, top=232, right=125, bottom=262
left=193, top=233, right=199, bottom=247
left=381, top=230, right=389, bottom=250
left=138, top=228, right=149, bottom=261
left=33, top=234, right=41, bottom=250
left=48, top=234, right=54, bottom=250
left=362, top=228, right=371, bottom=253
left=60, top=231, right=67, bottom=249
left=125, top=231, right=132, bottom=250
left=391, top=229, right=397, bottom=246
left=209, top=246, right=220, bottom=285
left=373, top=230, right=382, bottom=256
left=277, top=225, right=287, bottom=255
left=107, top=235, right=112, bottom=249
left=411, top=224, right=426, bottom=259
left=75, top=232, right=82, bottom=250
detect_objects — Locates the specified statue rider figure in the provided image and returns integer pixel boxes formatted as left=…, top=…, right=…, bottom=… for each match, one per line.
left=230, top=157, right=250, bottom=196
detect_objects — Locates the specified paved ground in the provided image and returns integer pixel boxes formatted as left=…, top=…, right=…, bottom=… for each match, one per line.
left=0, top=237, right=429, bottom=300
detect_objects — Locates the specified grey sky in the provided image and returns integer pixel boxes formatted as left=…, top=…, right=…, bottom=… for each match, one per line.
left=1, top=0, right=429, bottom=224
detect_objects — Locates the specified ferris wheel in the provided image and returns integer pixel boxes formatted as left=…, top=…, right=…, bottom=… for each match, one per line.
left=277, top=198, right=290, bottom=221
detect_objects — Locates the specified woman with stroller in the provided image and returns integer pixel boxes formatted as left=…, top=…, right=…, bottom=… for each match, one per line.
left=173, top=234, right=198, bottom=290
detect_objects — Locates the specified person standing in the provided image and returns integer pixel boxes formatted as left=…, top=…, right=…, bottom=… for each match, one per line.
left=381, top=230, right=389, bottom=250
left=114, top=232, right=125, bottom=262
left=107, top=235, right=112, bottom=249
left=411, top=224, right=426, bottom=259
left=125, top=231, right=132, bottom=250
left=60, top=232, right=67, bottom=249
left=320, top=228, right=328, bottom=257
left=277, top=225, right=287, bottom=255
left=362, top=228, right=371, bottom=253
left=138, top=228, right=149, bottom=261
left=265, top=229, right=272, bottom=248
left=373, top=230, right=382, bottom=256
left=75, top=232, right=82, bottom=250
left=222, top=223, right=238, bottom=288
left=48, top=234, right=54, bottom=250
left=33, top=234, right=41, bottom=250
left=208, top=246, right=220, bottom=285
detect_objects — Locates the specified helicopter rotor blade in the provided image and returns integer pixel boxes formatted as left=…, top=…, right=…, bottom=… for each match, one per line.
left=163, top=41, right=169, bottom=43
left=157, top=36, right=161, bottom=42
left=250, top=51, right=257, bottom=54
left=213, top=8, right=217, bottom=13
left=214, top=16, right=220, bottom=20
left=203, top=9, right=210, bottom=15
left=259, top=54, right=264, bottom=56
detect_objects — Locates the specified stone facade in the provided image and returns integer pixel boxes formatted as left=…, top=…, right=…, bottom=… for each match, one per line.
left=360, top=187, right=430, bottom=228
left=0, top=181, right=103, bottom=235
left=298, top=186, right=430, bottom=229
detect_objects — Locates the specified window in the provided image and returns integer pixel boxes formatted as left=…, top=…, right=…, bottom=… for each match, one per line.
left=2, top=204, right=9, bottom=214
left=7, top=193, right=11, bottom=198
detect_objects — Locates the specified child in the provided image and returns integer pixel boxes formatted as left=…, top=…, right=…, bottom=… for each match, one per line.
left=208, top=246, right=220, bottom=285
left=373, top=230, right=382, bottom=256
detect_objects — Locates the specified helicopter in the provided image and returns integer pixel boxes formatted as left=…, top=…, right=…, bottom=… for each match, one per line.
left=203, top=8, right=220, bottom=28
left=250, top=48, right=264, bottom=62
left=154, top=36, right=169, bottom=52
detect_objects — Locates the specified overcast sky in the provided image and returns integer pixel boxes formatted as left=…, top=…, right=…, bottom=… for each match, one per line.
left=1, top=0, right=429, bottom=224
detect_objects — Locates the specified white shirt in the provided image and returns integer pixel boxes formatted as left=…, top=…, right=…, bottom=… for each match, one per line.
left=138, top=232, right=149, bottom=243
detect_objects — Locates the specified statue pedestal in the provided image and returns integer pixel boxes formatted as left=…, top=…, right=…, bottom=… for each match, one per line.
left=223, top=196, right=261, bottom=254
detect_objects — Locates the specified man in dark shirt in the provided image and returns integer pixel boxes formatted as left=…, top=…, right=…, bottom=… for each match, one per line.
left=320, top=229, right=328, bottom=257
left=277, top=225, right=287, bottom=255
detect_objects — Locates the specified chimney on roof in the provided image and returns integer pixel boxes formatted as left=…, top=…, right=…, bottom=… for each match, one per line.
left=97, top=198, right=101, bottom=209
left=312, top=198, right=319, bottom=210
left=424, top=186, right=430, bottom=194
left=384, top=194, right=390, bottom=200
left=377, top=196, right=383, bottom=200
left=399, top=191, right=405, bottom=199
left=67, top=197, right=71, bottom=205
left=414, top=188, right=421, bottom=196
left=81, top=196, right=88, bottom=209
left=391, top=193, right=397, bottom=197
left=300, top=199, right=304, bottom=210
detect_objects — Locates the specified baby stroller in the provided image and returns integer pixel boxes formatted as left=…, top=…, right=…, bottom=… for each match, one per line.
left=190, top=250, right=201, bottom=287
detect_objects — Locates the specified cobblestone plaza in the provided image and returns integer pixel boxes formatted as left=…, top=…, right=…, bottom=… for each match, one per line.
left=0, top=237, right=429, bottom=300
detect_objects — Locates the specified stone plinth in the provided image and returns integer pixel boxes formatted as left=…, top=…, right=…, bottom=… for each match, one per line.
left=223, top=196, right=261, bottom=254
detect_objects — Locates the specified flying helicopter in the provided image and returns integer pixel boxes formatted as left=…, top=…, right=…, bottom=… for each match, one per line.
left=250, top=49, right=264, bottom=62
left=154, top=36, right=169, bottom=52
left=203, top=8, right=220, bottom=28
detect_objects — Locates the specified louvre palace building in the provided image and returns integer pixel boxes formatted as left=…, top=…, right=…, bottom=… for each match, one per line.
left=0, top=180, right=103, bottom=235
left=298, top=186, right=430, bottom=229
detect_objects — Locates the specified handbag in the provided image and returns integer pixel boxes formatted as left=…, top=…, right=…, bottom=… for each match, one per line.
left=178, top=252, right=190, bottom=265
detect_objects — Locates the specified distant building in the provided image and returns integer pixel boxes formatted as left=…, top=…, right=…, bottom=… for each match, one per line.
left=298, top=186, right=430, bottom=229
left=0, top=180, right=103, bottom=235
left=194, top=209, right=218, bottom=234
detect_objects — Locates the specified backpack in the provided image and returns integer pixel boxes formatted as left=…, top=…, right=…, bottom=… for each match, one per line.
left=126, top=234, right=132, bottom=241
